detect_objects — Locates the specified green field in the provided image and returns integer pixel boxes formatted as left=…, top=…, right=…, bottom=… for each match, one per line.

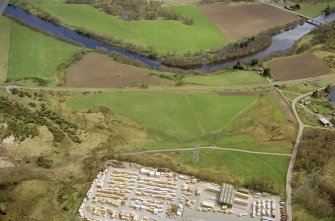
left=68, top=91, right=293, bottom=153
left=0, top=17, right=11, bottom=83
left=8, top=21, right=80, bottom=85
left=184, top=70, right=267, bottom=86
left=164, top=149, right=290, bottom=192
left=297, top=2, right=335, bottom=18
left=27, top=0, right=228, bottom=55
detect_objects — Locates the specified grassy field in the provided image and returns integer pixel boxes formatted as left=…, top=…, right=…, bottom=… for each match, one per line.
left=183, top=70, right=267, bottom=86
left=67, top=91, right=294, bottom=153
left=67, top=92, right=258, bottom=142
left=297, top=2, right=335, bottom=18
left=0, top=17, right=11, bottom=83
left=164, top=149, right=290, bottom=191
left=8, top=21, right=80, bottom=86
left=27, top=0, right=228, bottom=55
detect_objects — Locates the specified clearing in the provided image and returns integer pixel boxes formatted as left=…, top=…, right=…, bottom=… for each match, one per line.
left=268, top=52, right=332, bottom=81
left=8, top=21, right=80, bottom=86
left=199, top=3, right=299, bottom=41
left=27, top=1, right=228, bottom=55
left=67, top=53, right=165, bottom=88
left=0, top=17, right=11, bottom=83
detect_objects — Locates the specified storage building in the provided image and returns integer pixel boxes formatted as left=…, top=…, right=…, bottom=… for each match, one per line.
left=219, top=183, right=235, bottom=207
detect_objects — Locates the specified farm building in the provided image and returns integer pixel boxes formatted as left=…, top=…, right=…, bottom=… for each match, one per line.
left=218, top=183, right=235, bottom=207
left=319, top=118, right=331, bottom=127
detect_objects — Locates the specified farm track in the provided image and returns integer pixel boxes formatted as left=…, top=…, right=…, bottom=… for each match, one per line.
left=2, top=73, right=335, bottom=93
left=116, top=146, right=292, bottom=157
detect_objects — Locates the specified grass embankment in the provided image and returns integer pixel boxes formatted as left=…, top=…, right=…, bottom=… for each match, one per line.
left=7, top=21, right=81, bottom=86
left=0, top=17, right=11, bottom=83
left=27, top=0, right=228, bottom=55
left=183, top=70, right=267, bottom=86
left=67, top=91, right=294, bottom=153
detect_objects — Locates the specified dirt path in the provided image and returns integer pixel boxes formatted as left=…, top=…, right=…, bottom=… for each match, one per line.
left=116, top=146, right=291, bottom=157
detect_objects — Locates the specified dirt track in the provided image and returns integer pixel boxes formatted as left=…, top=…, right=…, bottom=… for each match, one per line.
left=67, top=54, right=163, bottom=88
left=269, top=53, right=332, bottom=81
left=199, top=3, right=299, bottom=41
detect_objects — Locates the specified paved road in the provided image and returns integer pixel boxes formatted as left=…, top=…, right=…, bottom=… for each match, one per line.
left=117, top=146, right=292, bottom=157
left=285, top=93, right=306, bottom=221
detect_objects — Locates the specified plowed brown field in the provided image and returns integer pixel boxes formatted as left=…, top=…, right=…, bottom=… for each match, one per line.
left=269, top=53, right=331, bottom=81
left=67, top=54, right=163, bottom=88
left=199, top=3, right=299, bottom=41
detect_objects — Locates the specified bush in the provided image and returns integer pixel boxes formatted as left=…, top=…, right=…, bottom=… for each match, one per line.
left=246, top=176, right=280, bottom=193
left=36, top=156, right=53, bottom=168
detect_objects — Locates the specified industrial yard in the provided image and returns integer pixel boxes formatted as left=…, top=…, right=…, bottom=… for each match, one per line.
left=79, top=161, right=282, bottom=221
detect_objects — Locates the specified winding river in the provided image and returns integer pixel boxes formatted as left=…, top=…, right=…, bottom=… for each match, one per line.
left=4, top=5, right=335, bottom=72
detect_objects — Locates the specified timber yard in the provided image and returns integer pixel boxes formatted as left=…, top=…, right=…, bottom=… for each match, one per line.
left=79, top=161, right=283, bottom=221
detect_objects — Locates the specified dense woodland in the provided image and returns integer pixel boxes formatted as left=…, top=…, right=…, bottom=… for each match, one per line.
left=65, top=0, right=194, bottom=24
left=313, top=23, right=335, bottom=47
left=293, top=129, right=335, bottom=219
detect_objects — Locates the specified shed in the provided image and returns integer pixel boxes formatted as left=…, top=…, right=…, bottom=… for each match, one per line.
left=219, top=183, right=235, bottom=207
left=319, top=117, right=330, bottom=126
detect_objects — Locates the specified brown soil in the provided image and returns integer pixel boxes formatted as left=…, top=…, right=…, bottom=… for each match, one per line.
left=269, top=53, right=332, bottom=81
left=67, top=54, right=163, bottom=88
left=199, top=3, right=299, bottom=41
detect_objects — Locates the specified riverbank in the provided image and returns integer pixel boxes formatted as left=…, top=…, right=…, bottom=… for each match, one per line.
left=3, top=3, right=335, bottom=73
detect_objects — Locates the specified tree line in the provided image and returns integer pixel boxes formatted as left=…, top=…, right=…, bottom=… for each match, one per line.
left=161, top=20, right=303, bottom=69
left=65, top=0, right=194, bottom=25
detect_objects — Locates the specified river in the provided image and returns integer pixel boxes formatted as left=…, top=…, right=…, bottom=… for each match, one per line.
left=3, top=4, right=335, bottom=72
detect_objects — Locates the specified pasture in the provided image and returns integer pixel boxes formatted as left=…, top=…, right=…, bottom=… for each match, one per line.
left=297, top=1, right=335, bottom=17
left=67, top=53, right=165, bottom=88
left=28, top=0, right=228, bottom=55
left=0, top=17, right=11, bottom=83
left=199, top=3, right=299, bottom=41
left=67, top=91, right=295, bottom=153
left=268, top=52, right=332, bottom=81
left=8, top=22, right=80, bottom=85
left=183, top=70, right=267, bottom=86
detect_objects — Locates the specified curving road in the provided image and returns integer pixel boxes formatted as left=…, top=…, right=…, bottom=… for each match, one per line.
left=285, top=86, right=327, bottom=221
